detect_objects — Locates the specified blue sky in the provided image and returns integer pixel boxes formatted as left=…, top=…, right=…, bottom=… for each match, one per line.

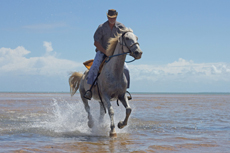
left=0, top=0, right=230, bottom=92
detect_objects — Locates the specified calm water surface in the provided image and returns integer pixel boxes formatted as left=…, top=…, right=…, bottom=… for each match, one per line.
left=0, top=93, right=229, bottom=152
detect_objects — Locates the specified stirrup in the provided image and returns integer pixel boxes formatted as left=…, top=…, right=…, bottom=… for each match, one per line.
left=126, top=91, right=132, bottom=100
left=84, top=90, right=92, bottom=100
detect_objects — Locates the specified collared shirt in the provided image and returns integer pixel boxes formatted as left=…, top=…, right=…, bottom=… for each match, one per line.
left=94, top=21, right=126, bottom=52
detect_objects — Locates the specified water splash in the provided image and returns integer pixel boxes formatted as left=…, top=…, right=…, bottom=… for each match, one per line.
left=42, top=98, right=88, bottom=133
left=32, top=98, right=129, bottom=137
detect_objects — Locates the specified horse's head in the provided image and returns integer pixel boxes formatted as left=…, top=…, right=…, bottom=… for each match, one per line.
left=119, top=30, right=143, bottom=59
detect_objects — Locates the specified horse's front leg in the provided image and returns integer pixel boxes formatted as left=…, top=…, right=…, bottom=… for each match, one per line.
left=104, top=97, right=117, bottom=137
left=118, top=94, right=132, bottom=129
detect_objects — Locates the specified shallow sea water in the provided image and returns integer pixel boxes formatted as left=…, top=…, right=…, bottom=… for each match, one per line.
left=0, top=93, right=229, bottom=153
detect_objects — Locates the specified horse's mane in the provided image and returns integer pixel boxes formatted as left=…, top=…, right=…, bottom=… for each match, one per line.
left=106, top=28, right=133, bottom=56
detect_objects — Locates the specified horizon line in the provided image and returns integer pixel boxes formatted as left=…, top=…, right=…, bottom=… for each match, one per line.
left=1, top=91, right=230, bottom=95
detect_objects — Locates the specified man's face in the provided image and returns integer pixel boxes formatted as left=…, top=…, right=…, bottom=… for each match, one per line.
left=108, top=17, right=117, bottom=25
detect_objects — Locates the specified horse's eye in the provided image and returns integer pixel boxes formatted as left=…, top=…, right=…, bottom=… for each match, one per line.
left=126, top=37, right=129, bottom=41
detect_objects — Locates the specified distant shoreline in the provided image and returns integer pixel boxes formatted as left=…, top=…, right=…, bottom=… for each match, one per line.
left=1, top=92, right=230, bottom=95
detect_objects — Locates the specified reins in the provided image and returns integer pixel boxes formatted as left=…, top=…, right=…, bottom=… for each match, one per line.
left=105, top=52, right=129, bottom=63
left=96, top=82, right=106, bottom=114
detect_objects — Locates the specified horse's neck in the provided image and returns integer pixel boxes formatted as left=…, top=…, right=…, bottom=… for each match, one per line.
left=104, top=43, right=126, bottom=78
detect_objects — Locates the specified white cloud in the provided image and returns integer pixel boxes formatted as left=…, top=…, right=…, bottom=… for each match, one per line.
left=0, top=46, right=83, bottom=77
left=129, top=58, right=230, bottom=83
left=167, top=58, right=194, bottom=67
left=43, top=41, right=53, bottom=52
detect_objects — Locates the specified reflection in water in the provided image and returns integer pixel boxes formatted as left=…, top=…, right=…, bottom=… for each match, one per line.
left=0, top=93, right=230, bottom=152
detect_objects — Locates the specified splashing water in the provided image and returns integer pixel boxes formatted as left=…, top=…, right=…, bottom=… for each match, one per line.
left=38, top=98, right=88, bottom=133
left=31, top=98, right=128, bottom=137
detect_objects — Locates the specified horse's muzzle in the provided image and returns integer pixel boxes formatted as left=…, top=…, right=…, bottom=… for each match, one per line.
left=133, top=49, right=143, bottom=59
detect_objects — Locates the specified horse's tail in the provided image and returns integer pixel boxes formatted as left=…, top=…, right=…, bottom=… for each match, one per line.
left=69, top=72, right=83, bottom=96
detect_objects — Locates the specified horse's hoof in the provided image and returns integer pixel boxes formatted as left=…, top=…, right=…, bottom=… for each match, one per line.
left=118, top=121, right=125, bottom=129
left=118, top=121, right=122, bottom=129
left=110, top=132, right=117, bottom=138
left=88, top=121, right=94, bottom=128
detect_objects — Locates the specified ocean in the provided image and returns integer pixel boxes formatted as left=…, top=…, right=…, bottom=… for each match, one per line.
left=0, top=92, right=229, bottom=152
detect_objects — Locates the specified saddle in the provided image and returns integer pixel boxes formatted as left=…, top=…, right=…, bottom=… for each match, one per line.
left=83, top=58, right=107, bottom=73
left=83, top=59, right=94, bottom=70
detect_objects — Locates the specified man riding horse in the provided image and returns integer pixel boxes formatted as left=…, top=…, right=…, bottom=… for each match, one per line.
left=69, top=9, right=142, bottom=137
left=84, top=9, right=130, bottom=100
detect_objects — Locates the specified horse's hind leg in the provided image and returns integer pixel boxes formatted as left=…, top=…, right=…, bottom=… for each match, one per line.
left=81, top=95, right=94, bottom=128
left=118, top=95, right=132, bottom=129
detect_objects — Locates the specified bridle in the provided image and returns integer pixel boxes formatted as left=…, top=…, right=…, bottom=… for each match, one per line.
left=121, top=32, right=139, bottom=55
left=105, top=31, right=140, bottom=63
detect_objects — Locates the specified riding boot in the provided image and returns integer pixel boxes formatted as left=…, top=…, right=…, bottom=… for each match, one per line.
left=84, top=90, right=92, bottom=100
left=84, top=71, right=100, bottom=100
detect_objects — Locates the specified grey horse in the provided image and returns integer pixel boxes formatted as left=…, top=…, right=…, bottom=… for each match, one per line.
left=69, top=28, right=143, bottom=137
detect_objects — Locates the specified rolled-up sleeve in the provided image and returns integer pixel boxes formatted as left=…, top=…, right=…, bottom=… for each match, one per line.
left=94, top=25, right=103, bottom=42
